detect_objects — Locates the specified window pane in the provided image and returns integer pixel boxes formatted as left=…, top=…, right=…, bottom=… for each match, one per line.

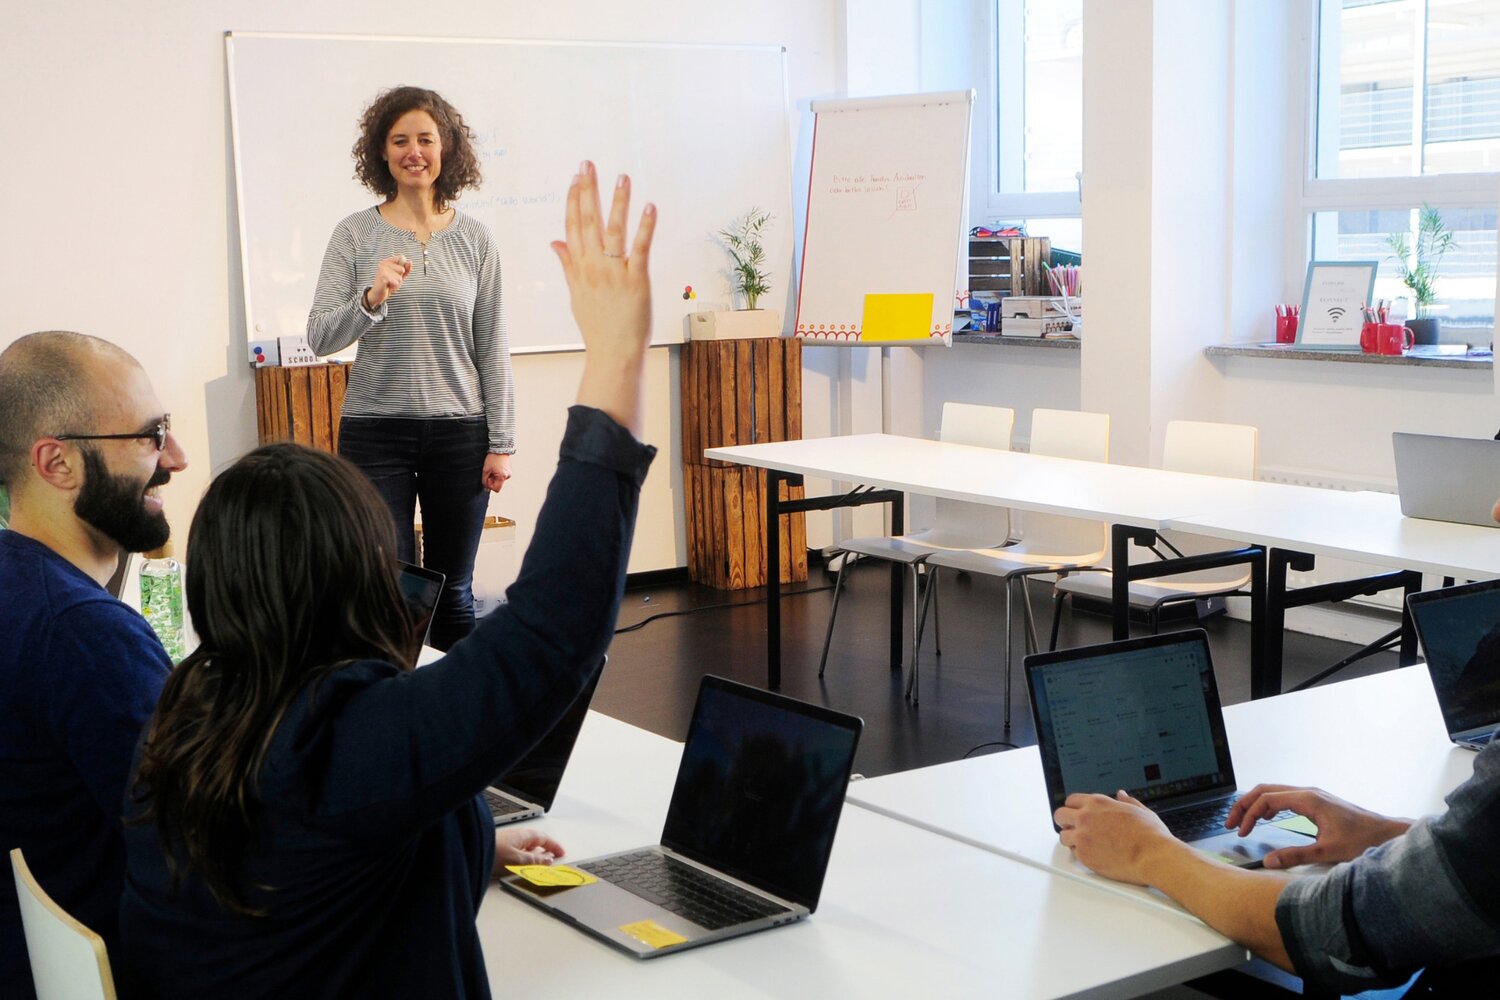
left=1423, top=0, right=1500, bottom=174
left=1021, top=1, right=1082, bottom=192
left=1311, top=207, right=1497, bottom=335
left=1024, top=217, right=1082, bottom=253
left=1319, top=0, right=1418, bottom=179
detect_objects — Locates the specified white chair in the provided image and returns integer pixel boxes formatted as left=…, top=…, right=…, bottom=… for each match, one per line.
left=10, top=848, right=117, bottom=1000
left=819, top=403, right=1016, bottom=695
left=920, top=408, right=1112, bottom=721
left=1048, top=420, right=1259, bottom=647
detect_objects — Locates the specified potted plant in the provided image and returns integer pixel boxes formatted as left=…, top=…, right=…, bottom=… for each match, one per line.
left=690, top=208, right=780, bottom=340
left=1386, top=203, right=1457, bottom=345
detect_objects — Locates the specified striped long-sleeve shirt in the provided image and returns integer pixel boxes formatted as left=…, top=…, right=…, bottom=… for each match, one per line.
left=1275, top=741, right=1500, bottom=993
left=307, top=206, right=515, bottom=454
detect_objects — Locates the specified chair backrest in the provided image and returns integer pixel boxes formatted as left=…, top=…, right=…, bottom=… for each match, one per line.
left=1158, top=421, right=1260, bottom=585
left=1019, top=409, right=1111, bottom=559
left=933, top=403, right=1014, bottom=542
left=1163, top=420, right=1257, bottom=480
left=10, top=849, right=116, bottom=1000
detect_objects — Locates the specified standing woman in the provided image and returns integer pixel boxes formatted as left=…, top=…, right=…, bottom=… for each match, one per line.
left=308, top=85, right=512, bottom=650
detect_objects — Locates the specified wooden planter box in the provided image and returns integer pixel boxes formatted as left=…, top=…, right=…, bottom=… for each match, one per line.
left=968, top=237, right=1052, bottom=297
left=682, top=337, right=806, bottom=589
left=255, top=363, right=347, bottom=452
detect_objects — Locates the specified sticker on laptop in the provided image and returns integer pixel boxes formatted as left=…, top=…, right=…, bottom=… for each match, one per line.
left=505, top=864, right=597, bottom=888
left=619, top=919, right=688, bottom=949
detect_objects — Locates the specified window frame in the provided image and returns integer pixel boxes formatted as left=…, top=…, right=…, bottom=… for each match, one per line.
left=1296, top=0, right=1500, bottom=337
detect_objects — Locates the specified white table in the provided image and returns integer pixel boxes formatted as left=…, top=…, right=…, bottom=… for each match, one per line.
left=843, top=666, right=1476, bottom=920
left=1167, top=490, right=1500, bottom=692
left=478, top=711, right=1248, bottom=998
left=707, top=434, right=1333, bottom=692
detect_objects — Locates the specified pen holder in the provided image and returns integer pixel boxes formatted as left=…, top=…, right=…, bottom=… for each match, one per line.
left=1274, top=313, right=1298, bottom=344
left=1360, top=322, right=1410, bottom=355
left=985, top=301, right=1000, bottom=332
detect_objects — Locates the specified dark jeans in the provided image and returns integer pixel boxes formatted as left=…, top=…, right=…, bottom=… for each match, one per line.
left=339, top=415, right=490, bottom=651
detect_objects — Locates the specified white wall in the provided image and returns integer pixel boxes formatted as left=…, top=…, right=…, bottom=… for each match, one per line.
left=0, top=2, right=842, bottom=574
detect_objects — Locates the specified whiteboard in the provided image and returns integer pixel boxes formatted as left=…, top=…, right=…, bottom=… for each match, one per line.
left=226, top=32, right=793, bottom=354
left=794, top=92, right=973, bottom=348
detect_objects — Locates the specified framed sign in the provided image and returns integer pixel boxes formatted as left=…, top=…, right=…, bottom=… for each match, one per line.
left=1296, top=260, right=1378, bottom=351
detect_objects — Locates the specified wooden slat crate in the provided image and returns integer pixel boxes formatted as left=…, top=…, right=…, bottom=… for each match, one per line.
left=681, top=336, right=806, bottom=590
left=684, top=464, right=808, bottom=589
left=968, top=237, right=1051, bottom=296
left=682, top=337, right=802, bottom=470
left=254, top=363, right=348, bottom=452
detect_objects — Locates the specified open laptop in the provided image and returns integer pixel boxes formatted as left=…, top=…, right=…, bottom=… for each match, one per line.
left=1026, top=629, right=1313, bottom=868
left=500, top=675, right=862, bottom=958
left=397, top=561, right=445, bottom=646
left=482, top=666, right=602, bottom=824
left=1407, top=580, right=1500, bottom=750
left=1392, top=432, right=1500, bottom=528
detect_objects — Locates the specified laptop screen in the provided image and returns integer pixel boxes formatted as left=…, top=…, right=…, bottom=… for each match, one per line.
left=397, top=562, right=445, bottom=647
left=491, top=667, right=602, bottom=807
left=660, top=677, right=862, bottom=912
left=1027, top=630, right=1236, bottom=814
left=1408, top=580, right=1500, bottom=736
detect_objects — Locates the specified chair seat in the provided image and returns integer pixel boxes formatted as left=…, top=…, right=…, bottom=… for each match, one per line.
left=925, top=540, right=1105, bottom=577
left=1054, top=568, right=1251, bottom=607
left=839, top=528, right=1012, bottom=565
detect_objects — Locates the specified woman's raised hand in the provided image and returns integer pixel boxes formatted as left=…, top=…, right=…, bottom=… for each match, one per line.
left=552, top=161, right=657, bottom=436
left=366, top=254, right=413, bottom=310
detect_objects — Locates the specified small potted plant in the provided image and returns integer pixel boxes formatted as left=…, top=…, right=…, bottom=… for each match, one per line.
left=690, top=208, right=780, bottom=340
left=1386, top=203, right=1457, bottom=345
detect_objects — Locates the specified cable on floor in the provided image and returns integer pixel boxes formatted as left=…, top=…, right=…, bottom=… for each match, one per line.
left=614, top=583, right=836, bottom=634
left=962, top=740, right=1019, bottom=757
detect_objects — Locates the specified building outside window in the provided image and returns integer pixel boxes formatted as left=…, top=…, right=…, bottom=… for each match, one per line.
left=1307, top=0, right=1500, bottom=338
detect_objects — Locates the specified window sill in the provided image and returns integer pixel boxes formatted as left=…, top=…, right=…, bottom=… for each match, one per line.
left=951, top=332, right=1081, bottom=350
left=1205, top=343, right=1492, bottom=371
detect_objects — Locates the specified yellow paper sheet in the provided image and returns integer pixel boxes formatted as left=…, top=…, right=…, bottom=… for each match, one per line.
left=861, top=293, right=935, bottom=342
left=505, top=864, right=597, bottom=888
left=619, top=919, right=688, bottom=949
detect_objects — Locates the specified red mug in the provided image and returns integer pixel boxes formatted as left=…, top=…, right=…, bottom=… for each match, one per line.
left=1275, top=313, right=1298, bottom=343
left=1360, top=321, right=1377, bottom=353
left=1373, top=322, right=1413, bottom=355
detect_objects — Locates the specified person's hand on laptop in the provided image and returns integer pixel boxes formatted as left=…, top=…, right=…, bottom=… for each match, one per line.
left=1055, top=790, right=1190, bottom=885
left=493, top=829, right=566, bottom=872
left=1227, top=785, right=1411, bottom=870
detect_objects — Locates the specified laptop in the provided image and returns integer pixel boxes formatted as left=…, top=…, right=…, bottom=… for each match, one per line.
left=1392, top=432, right=1500, bottom=528
left=482, top=666, right=602, bottom=824
left=1407, top=580, right=1500, bottom=750
left=397, top=561, right=445, bottom=646
left=500, top=675, right=863, bottom=958
left=1026, top=630, right=1313, bottom=868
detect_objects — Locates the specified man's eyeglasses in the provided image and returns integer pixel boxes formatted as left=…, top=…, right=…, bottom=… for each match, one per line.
left=54, top=414, right=172, bottom=452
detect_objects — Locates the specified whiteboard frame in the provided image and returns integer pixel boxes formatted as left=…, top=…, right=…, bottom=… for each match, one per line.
left=224, top=30, right=794, bottom=355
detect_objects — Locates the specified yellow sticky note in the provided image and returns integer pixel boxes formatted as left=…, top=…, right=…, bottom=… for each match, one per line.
left=861, top=293, right=934, bottom=342
left=1273, top=815, right=1319, bottom=837
left=619, top=919, right=688, bottom=949
left=505, top=864, right=597, bottom=888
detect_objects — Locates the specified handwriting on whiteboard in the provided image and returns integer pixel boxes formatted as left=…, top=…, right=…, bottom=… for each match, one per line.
left=827, top=171, right=927, bottom=196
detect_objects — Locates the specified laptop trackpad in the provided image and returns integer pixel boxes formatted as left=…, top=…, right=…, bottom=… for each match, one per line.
left=1192, top=825, right=1313, bottom=868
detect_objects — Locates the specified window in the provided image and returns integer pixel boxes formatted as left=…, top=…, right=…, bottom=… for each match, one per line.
left=1306, top=0, right=1500, bottom=335
left=976, top=0, right=1083, bottom=247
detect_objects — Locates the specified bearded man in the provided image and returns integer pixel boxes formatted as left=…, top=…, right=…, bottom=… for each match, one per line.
left=0, top=331, right=188, bottom=994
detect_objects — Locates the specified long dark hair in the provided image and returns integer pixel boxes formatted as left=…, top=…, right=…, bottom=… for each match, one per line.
left=132, top=443, right=418, bottom=914
left=352, top=85, right=482, bottom=208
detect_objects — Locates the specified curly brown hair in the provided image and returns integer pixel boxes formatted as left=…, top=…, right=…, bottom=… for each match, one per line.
left=352, top=86, right=482, bottom=207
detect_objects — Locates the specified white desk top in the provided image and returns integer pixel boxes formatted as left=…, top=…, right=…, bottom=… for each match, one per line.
left=844, top=666, right=1476, bottom=920
left=708, top=434, right=1332, bottom=530
left=479, top=711, right=1246, bottom=998
left=1167, top=489, right=1500, bottom=580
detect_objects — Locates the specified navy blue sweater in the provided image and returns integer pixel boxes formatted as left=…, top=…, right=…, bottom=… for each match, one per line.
left=119, top=407, right=654, bottom=999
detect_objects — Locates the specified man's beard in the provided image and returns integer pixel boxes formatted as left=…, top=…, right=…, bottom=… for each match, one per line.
left=74, top=446, right=172, bottom=554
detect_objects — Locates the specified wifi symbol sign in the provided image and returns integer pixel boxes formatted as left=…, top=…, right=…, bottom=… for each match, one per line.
left=1327, top=306, right=1347, bottom=322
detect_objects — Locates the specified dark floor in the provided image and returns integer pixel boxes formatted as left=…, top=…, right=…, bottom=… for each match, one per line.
left=595, top=556, right=1404, bottom=779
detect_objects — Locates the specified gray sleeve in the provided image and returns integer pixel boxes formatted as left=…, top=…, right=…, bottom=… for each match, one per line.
left=307, top=220, right=385, bottom=356
left=1276, top=746, right=1500, bottom=993
left=471, top=229, right=514, bottom=454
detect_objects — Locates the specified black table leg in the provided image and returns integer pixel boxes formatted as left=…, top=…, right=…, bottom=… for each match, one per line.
left=890, top=493, right=905, bottom=671
left=766, top=469, right=785, bottom=690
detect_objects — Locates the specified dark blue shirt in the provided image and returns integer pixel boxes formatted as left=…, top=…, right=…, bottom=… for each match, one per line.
left=0, top=531, right=171, bottom=996
left=119, top=406, right=655, bottom=999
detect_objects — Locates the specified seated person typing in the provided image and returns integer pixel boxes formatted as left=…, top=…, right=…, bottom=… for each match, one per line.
left=118, top=162, right=657, bottom=999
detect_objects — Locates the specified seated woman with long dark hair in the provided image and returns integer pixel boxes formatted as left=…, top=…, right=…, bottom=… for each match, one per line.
left=118, top=163, right=657, bottom=999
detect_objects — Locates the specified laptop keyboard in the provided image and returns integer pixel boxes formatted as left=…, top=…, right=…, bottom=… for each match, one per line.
left=1162, top=797, right=1292, bottom=841
left=483, top=789, right=530, bottom=818
left=578, top=850, right=790, bottom=931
